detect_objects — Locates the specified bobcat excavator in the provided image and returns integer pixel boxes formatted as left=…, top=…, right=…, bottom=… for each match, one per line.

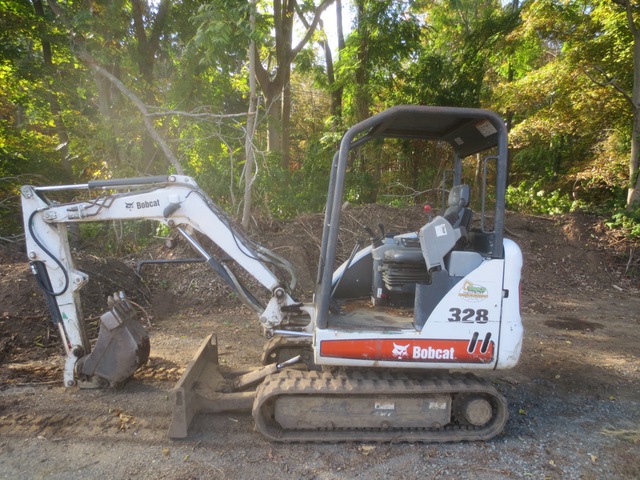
left=21, top=105, right=523, bottom=443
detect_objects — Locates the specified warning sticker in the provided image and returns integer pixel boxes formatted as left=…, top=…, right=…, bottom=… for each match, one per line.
left=476, top=120, right=497, bottom=137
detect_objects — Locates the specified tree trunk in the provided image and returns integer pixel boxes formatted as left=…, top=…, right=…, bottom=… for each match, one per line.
left=336, top=0, right=345, bottom=52
left=32, top=0, right=72, bottom=178
left=130, top=0, right=171, bottom=173
left=628, top=106, right=640, bottom=207
left=319, top=4, right=343, bottom=126
left=254, top=0, right=334, bottom=169
left=281, top=68, right=292, bottom=170
left=94, top=68, right=126, bottom=170
left=354, top=0, right=370, bottom=122
left=261, top=75, right=284, bottom=158
left=330, top=0, right=345, bottom=124
left=613, top=0, right=640, bottom=208
left=628, top=24, right=640, bottom=208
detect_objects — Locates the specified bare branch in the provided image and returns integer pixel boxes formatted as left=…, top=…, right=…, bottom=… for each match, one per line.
left=291, top=0, right=335, bottom=58
left=144, top=108, right=247, bottom=120
left=76, top=51, right=184, bottom=174
left=584, top=64, right=635, bottom=108
left=378, top=182, right=447, bottom=200
left=0, top=236, right=25, bottom=244
left=47, top=0, right=184, bottom=175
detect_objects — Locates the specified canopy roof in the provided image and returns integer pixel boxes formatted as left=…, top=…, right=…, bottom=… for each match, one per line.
left=350, top=105, right=505, bottom=157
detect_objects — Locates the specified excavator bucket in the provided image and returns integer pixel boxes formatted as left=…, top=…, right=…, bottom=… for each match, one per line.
left=167, top=335, right=255, bottom=438
left=76, top=294, right=150, bottom=388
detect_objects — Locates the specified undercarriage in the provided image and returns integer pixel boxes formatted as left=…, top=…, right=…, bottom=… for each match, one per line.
left=168, top=335, right=508, bottom=442
left=253, top=369, right=507, bottom=443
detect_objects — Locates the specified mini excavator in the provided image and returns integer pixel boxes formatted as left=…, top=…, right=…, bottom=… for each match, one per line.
left=21, top=106, right=523, bottom=442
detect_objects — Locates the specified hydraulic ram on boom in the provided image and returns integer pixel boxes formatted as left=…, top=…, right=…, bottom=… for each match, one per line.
left=21, top=175, right=305, bottom=389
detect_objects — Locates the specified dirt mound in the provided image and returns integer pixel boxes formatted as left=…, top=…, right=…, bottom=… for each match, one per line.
left=0, top=250, right=148, bottom=366
left=507, top=212, right=638, bottom=313
left=256, top=204, right=429, bottom=294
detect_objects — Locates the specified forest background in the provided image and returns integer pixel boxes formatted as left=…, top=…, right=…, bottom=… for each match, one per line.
left=1, top=0, right=640, bottom=246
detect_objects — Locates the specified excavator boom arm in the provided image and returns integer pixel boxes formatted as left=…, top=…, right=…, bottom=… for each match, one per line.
left=21, top=175, right=301, bottom=388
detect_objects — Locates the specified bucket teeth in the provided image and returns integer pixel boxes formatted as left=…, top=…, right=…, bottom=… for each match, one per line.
left=77, top=292, right=150, bottom=388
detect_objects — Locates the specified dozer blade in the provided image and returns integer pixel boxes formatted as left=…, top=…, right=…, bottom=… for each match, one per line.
left=168, top=334, right=255, bottom=439
left=76, top=293, right=150, bottom=388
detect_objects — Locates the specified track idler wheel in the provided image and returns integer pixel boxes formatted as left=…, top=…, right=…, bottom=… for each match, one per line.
left=460, top=396, right=494, bottom=426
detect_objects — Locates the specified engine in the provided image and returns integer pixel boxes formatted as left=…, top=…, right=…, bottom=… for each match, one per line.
left=371, top=233, right=430, bottom=307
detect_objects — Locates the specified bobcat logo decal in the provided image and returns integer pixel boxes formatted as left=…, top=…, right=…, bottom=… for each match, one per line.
left=391, top=343, right=410, bottom=359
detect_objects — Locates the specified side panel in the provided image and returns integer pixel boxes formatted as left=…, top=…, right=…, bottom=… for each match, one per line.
left=496, top=238, right=523, bottom=368
left=419, top=258, right=505, bottom=349
left=315, top=251, right=522, bottom=371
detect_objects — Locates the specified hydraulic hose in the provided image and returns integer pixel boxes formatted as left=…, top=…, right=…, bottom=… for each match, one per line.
left=28, top=210, right=69, bottom=296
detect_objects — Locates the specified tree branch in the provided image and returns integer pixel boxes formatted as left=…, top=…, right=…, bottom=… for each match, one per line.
left=291, top=0, right=335, bottom=58
left=77, top=51, right=184, bottom=174
left=611, top=0, right=638, bottom=37
left=252, top=42, right=271, bottom=93
left=584, top=64, right=635, bottom=108
left=145, top=107, right=247, bottom=120
left=46, top=0, right=184, bottom=175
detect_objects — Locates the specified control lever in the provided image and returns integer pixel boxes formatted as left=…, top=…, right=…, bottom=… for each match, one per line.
left=365, top=226, right=383, bottom=248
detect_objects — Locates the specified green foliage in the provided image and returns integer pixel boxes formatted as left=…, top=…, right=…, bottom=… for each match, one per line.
left=606, top=208, right=640, bottom=240
left=77, top=220, right=161, bottom=255
left=506, top=180, right=576, bottom=215
left=1, top=0, right=638, bottom=238
left=336, top=0, right=422, bottom=119
left=253, top=143, right=333, bottom=219
left=490, top=0, right=635, bottom=213
left=190, top=0, right=251, bottom=72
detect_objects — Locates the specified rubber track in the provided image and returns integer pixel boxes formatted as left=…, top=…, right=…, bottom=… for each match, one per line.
left=252, top=369, right=508, bottom=443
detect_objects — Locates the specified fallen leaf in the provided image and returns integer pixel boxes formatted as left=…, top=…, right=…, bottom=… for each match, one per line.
left=589, top=454, right=597, bottom=463
left=359, top=445, right=376, bottom=456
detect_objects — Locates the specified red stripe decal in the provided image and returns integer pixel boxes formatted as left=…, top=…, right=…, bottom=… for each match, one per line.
left=320, top=338, right=494, bottom=363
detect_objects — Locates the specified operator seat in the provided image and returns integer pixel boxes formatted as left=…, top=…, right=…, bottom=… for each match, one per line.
left=443, top=184, right=472, bottom=234
left=414, top=184, right=481, bottom=329
left=419, top=184, right=472, bottom=272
